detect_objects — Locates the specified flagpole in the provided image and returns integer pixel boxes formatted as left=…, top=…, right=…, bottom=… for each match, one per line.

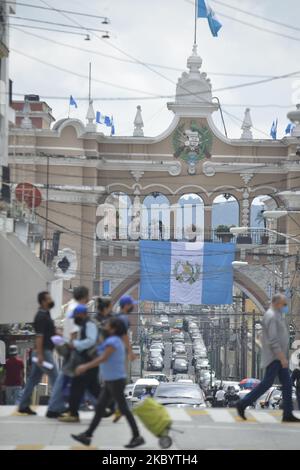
left=194, top=0, right=198, bottom=45
left=88, top=62, right=92, bottom=103
left=68, top=96, right=70, bottom=118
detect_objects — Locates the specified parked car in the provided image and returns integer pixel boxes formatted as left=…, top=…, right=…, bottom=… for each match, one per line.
left=173, top=343, right=186, bottom=355
left=173, top=358, right=188, bottom=374
left=148, top=358, right=164, bottom=371
left=154, top=383, right=206, bottom=408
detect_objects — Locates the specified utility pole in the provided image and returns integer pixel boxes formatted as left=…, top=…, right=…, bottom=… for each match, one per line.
left=251, top=311, right=256, bottom=378
left=44, top=154, right=50, bottom=266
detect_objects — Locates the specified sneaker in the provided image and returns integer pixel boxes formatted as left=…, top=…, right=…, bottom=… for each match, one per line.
left=282, top=414, right=300, bottom=423
left=46, top=411, right=64, bottom=419
left=124, top=436, right=145, bottom=449
left=18, top=407, right=37, bottom=416
left=71, top=432, right=91, bottom=446
left=58, top=413, right=80, bottom=423
left=236, top=401, right=247, bottom=421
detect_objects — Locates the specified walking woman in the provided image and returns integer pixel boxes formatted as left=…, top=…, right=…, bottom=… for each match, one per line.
left=71, top=317, right=145, bottom=448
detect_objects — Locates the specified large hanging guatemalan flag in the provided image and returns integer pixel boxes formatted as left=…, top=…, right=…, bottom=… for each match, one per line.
left=140, top=241, right=235, bottom=305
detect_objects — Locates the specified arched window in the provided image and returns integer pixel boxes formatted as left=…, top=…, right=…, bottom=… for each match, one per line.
left=250, top=195, right=277, bottom=228
left=142, top=193, right=170, bottom=240
left=212, top=194, right=239, bottom=229
left=104, top=192, right=132, bottom=240
left=176, top=194, right=204, bottom=241
left=250, top=195, right=278, bottom=244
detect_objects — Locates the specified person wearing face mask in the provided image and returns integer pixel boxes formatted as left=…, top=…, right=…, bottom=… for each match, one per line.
left=71, top=317, right=145, bottom=449
left=115, top=295, right=138, bottom=362
left=237, top=293, right=300, bottom=423
left=18, top=291, right=58, bottom=415
left=59, top=304, right=100, bottom=423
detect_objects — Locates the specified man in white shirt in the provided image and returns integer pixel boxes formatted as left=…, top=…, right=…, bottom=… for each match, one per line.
left=46, top=286, right=89, bottom=418
left=215, top=387, right=226, bottom=407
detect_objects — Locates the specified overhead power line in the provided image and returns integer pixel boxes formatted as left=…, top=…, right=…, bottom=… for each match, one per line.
left=5, top=0, right=110, bottom=21
left=12, top=25, right=276, bottom=79
left=12, top=15, right=109, bottom=34
left=211, top=0, right=300, bottom=33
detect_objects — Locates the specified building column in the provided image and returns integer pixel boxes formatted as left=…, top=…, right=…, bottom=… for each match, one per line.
left=204, top=205, right=212, bottom=241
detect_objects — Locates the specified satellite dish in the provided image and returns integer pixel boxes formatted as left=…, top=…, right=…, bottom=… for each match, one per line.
left=289, top=349, right=300, bottom=371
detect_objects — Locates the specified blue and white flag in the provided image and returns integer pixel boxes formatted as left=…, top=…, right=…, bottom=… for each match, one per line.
left=270, top=119, right=278, bottom=140
left=111, top=116, right=115, bottom=136
left=198, top=0, right=208, bottom=17
left=197, top=0, right=222, bottom=37
left=285, top=122, right=295, bottom=135
left=96, top=111, right=113, bottom=128
left=140, top=241, right=235, bottom=305
left=69, top=95, right=78, bottom=108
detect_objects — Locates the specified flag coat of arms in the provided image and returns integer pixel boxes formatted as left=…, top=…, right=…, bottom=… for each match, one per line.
left=140, top=241, right=235, bottom=305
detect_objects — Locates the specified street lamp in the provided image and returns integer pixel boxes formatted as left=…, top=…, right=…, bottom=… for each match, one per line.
left=232, top=261, right=249, bottom=267
left=262, top=210, right=300, bottom=220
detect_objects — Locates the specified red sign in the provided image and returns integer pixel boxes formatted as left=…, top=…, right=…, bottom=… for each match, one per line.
left=15, top=183, right=42, bottom=208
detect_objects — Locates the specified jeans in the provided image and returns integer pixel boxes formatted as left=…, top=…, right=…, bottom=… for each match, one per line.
left=47, top=371, right=68, bottom=413
left=19, top=350, right=58, bottom=410
left=5, top=386, right=23, bottom=405
left=69, top=367, right=100, bottom=417
left=86, top=378, right=139, bottom=439
left=240, top=359, right=293, bottom=417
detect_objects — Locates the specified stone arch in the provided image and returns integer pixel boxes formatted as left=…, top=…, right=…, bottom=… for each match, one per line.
left=110, top=269, right=268, bottom=313
left=141, top=192, right=171, bottom=240
left=53, top=118, right=85, bottom=138
left=211, top=193, right=240, bottom=230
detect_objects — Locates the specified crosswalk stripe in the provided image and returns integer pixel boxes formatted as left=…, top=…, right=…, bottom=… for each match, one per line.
left=248, top=410, right=278, bottom=423
left=208, top=409, right=235, bottom=423
left=166, top=408, right=192, bottom=422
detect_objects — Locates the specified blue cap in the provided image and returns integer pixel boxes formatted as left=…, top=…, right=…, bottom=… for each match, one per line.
left=119, top=295, right=137, bottom=308
left=72, top=304, right=88, bottom=317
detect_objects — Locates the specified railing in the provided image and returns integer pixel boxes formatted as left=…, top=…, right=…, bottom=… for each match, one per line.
left=98, top=228, right=286, bottom=245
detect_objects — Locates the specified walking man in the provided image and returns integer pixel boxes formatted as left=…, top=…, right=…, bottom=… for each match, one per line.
left=4, top=345, right=24, bottom=405
left=59, top=304, right=100, bottom=422
left=46, top=286, right=89, bottom=418
left=237, top=293, right=300, bottom=422
left=18, top=292, right=58, bottom=415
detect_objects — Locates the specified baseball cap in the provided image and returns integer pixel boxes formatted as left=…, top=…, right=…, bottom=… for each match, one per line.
left=71, top=304, right=88, bottom=317
left=119, top=295, right=137, bottom=308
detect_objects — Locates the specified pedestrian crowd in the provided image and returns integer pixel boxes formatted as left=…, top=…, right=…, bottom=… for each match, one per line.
left=2, top=287, right=145, bottom=448
left=1, top=290, right=300, bottom=448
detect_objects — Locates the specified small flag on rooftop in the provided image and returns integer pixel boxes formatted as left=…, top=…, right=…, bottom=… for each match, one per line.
left=69, top=95, right=78, bottom=108
left=285, top=122, right=295, bottom=135
left=270, top=119, right=278, bottom=140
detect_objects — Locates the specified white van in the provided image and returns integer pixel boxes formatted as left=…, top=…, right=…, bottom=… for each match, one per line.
left=131, top=378, right=159, bottom=402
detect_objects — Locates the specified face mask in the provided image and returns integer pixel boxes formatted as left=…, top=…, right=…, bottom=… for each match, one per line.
left=48, top=301, right=55, bottom=310
left=281, top=305, right=289, bottom=315
left=127, top=305, right=134, bottom=314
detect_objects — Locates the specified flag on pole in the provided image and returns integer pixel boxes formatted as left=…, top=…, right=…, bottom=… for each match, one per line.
left=96, top=111, right=112, bottom=127
left=285, top=122, right=295, bottom=135
left=198, top=0, right=208, bottom=17
left=270, top=119, right=278, bottom=140
left=110, top=116, right=115, bottom=136
left=69, top=95, right=78, bottom=108
left=197, top=0, right=222, bottom=37
left=140, top=241, right=235, bottom=305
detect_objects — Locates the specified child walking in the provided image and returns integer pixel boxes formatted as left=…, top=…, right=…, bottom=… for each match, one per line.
left=71, top=317, right=145, bottom=448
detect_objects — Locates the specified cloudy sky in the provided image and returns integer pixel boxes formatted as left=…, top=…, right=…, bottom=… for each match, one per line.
left=9, top=0, right=300, bottom=138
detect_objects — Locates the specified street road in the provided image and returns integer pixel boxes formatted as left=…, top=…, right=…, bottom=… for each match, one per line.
left=1, top=406, right=300, bottom=450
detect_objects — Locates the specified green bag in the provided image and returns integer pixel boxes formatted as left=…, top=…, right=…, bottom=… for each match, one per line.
left=133, top=398, right=172, bottom=437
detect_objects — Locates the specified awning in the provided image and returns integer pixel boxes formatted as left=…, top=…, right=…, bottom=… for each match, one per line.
left=0, top=232, right=61, bottom=324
